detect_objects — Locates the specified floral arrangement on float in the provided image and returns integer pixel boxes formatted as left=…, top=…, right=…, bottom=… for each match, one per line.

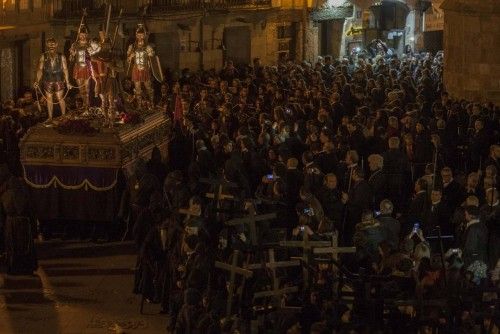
left=55, top=118, right=99, bottom=135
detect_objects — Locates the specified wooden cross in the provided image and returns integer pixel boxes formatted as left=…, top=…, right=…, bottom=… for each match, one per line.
left=178, top=207, right=201, bottom=219
left=225, top=212, right=277, bottom=246
left=313, top=233, right=356, bottom=262
left=247, top=249, right=300, bottom=304
left=279, top=232, right=331, bottom=288
left=215, top=250, right=253, bottom=317
left=201, top=177, right=238, bottom=212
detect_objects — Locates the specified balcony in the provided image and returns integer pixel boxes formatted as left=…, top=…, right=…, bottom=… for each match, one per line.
left=148, top=0, right=271, bottom=12
left=49, top=0, right=271, bottom=20
left=51, top=0, right=121, bottom=20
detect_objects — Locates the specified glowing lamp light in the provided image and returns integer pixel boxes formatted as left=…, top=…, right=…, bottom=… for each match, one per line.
left=0, top=26, right=16, bottom=31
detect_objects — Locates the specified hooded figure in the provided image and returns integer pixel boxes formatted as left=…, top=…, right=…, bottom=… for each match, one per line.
left=0, top=174, right=38, bottom=275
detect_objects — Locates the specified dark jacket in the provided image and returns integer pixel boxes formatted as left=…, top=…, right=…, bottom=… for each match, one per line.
left=377, top=214, right=401, bottom=249
left=368, top=169, right=386, bottom=209
left=461, top=219, right=488, bottom=267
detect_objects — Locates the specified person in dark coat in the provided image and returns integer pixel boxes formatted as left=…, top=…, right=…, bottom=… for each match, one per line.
left=468, top=119, right=490, bottom=172
left=284, top=158, right=303, bottom=210
left=460, top=206, right=488, bottom=268
left=341, top=167, right=372, bottom=244
left=195, top=139, right=216, bottom=179
left=367, top=154, right=386, bottom=209
left=174, top=288, right=203, bottom=333
left=382, top=137, right=411, bottom=212
left=480, top=188, right=500, bottom=268
left=315, top=128, right=339, bottom=175
left=483, top=144, right=500, bottom=174
left=440, top=167, right=464, bottom=212
left=133, top=207, right=167, bottom=299
left=0, top=171, right=38, bottom=275
left=377, top=199, right=401, bottom=249
left=146, top=146, right=168, bottom=185
left=302, top=150, right=324, bottom=192
left=407, top=178, right=428, bottom=231
left=317, top=173, right=344, bottom=232
left=422, top=188, right=452, bottom=236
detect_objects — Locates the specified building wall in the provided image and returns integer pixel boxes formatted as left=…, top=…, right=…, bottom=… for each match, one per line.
left=443, top=0, right=500, bottom=104
left=0, top=3, right=319, bottom=96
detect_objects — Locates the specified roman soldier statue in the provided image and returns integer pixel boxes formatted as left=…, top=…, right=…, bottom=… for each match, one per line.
left=34, top=38, right=70, bottom=122
left=69, top=23, right=93, bottom=108
left=127, top=23, right=163, bottom=109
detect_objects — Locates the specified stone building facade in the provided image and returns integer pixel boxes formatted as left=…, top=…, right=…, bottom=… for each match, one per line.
left=442, top=0, right=500, bottom=104
left=0, top=0, right=325, bottom=100
left=0, top=0, right=449, bottom=100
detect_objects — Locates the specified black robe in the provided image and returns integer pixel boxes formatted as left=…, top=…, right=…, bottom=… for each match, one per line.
left=0, top=177, right=37, bottom=275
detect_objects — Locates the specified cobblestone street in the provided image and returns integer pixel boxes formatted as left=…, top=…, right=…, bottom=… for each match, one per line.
left=0, top=241, right=166, bottom=334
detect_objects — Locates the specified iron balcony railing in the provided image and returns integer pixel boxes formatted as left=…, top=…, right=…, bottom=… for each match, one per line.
left=50, top=0, right=271, bottom=19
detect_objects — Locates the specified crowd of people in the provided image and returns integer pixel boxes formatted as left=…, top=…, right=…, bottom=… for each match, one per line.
left=125, top=53, right=500, bottom=333
left=1, top=49, right=500, bottom=333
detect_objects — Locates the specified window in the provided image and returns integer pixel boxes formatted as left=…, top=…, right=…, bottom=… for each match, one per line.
left=33, top=0, right=41, bottom=9
left=277, top=25, right=292, bottom=39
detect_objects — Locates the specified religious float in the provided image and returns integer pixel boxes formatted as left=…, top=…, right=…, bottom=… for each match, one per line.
left=19, top=6, right=168, bottom=223
left=19, top=111, right=170, bottom=222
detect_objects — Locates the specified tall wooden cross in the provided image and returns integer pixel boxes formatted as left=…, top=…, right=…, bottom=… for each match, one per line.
left=201, top=177, right=238, bottom=214
left=224, top=212, right=277, bottom=246
left=313, top=233, right=356, bottom=263
left=214, top=250, right=253, bottom=317
left=279, top=232, right=332, bottom=288
left=178, top=207, right=201, bottom=219
left=246, top=248, right=300, bottom=304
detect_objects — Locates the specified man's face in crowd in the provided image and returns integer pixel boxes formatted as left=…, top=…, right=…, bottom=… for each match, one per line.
left=181, top=100, right=190, bottom=113
left=325, top=175, right=337, bottom=190
left=345, top=152, right=352, bottom=165
left=414, top=181, right=421, bottom=193
left=474, top=120, right=483, bottom=131
left=416, top=123, right=424, bottom=133
left=200, top=89, right=207, bottom=99
left=347, top=123, right=356, bottom=134
left=494, top=146, right=500, bottom=158
left=467, top=174, right=478, bottom=188
left=431, top=190, right=442, bottom=203
left=441, top=170, right=452, bottom=184
left=319, top=131, right=329, bottom=144
left=161, top=84, right=168, bottom=95
left=368, top=159, right=377, bottom=172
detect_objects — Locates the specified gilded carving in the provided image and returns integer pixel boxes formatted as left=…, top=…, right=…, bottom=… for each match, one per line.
left=88, top=147, right=116, bottom=161
left=25, top=145, right=55, bottom=160
left=62, top=146, right=80, bottom=160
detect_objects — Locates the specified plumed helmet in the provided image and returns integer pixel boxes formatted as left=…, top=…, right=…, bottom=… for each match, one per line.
left=78, top=23, right=89, bottom=35
left=135, top=23, right=147, bottom=35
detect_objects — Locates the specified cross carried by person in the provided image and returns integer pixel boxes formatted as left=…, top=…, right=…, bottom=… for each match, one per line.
left=224, top=201, right=277, bottom=246
left=279, top=229, right=332, bottom=288
left=313, top=232, right=356, bottom=263
left=201, top=177, right=238, bottom=215
left=214, top=250, right=253, bottom=318
left=246, top=248, right=300, bottom=304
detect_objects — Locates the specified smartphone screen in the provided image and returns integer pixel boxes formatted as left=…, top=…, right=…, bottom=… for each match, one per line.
left=413, top=223, right=420, bottom=233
